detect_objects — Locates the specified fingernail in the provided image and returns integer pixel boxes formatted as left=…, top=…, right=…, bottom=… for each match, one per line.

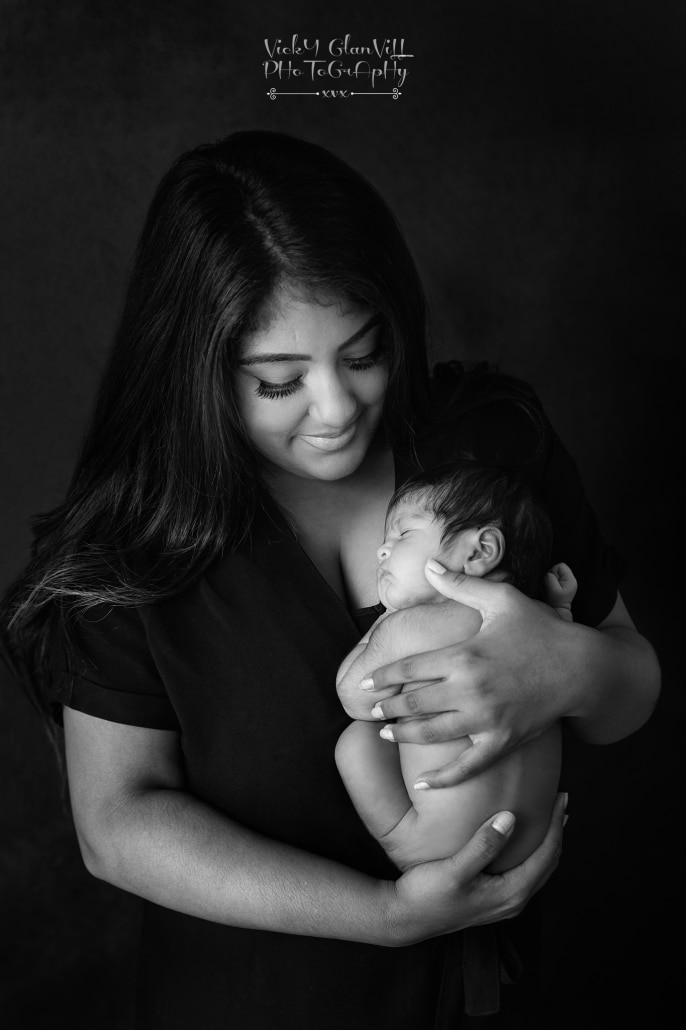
left=379, top=726, right=394, bottom=741
left=563, top=814, right=569, bottom=828
left=414, top=780, right=430, bottom=790
left=492, top=811, right=515, bottom=835
left=425, top=559, right=446, bottom=575
left=371, top=704, right=384, bottom=719
left=359, top=677, right=375, bottom=690
left=563, top=792, right=569, bottom=811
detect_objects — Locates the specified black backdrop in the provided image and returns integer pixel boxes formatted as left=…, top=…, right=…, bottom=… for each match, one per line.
left=1, top=2, right=683, bottom=1027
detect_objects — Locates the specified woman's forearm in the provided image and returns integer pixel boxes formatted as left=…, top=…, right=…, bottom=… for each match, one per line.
left=562, top=620, right=661, bottom=744
left=65, top=711, right=565, bottom=944
left=85, top=786, right=396, bottom=945
left=357, top=580, right=660, bottom=787
left=82, top=784, right=568, bottom=950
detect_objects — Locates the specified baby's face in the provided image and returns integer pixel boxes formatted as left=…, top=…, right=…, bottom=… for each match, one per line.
left=376, top=502, right=466, bottom=612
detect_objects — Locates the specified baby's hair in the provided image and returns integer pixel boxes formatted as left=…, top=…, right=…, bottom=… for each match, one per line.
left=388, top=458, right=553, bottom=598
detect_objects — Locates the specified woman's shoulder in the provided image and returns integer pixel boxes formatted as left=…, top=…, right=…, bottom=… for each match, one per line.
left=429, top=360, right=544, bottom=418
left=410, top=361, right=551, bottom=474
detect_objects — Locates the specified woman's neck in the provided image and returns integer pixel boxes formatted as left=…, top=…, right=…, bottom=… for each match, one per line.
left=262, top=444, right=395, bottom=609
left=263, top=440, right=393, bottom=516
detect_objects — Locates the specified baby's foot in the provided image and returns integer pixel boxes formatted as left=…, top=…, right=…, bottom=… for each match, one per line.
left=544, top=562, right=577, bottom=621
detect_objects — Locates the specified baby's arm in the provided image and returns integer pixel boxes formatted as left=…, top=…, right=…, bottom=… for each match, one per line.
left=336, top=602, right=484, bottom=867
left=338, top=563, right=577, bottom=721
left=335, top=612, right=391, bottom=699
left=337, top=600, right=561, bottom=873
left=336, top=603, right=481, bottom=722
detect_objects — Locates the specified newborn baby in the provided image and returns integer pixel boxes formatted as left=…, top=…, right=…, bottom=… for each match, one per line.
left=335, top=459, right=576, bottom=872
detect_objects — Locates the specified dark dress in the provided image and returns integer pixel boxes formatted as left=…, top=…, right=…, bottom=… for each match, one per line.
left=53, top=369, right=619, bottom=1029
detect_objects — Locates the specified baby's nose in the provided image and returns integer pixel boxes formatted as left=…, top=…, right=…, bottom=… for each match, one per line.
left=377, top=542, right=391, bottom=562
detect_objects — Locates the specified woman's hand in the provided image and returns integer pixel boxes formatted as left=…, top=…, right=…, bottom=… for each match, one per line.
left=361, top=563, right=660, bottom=788
left=387, top=792, right=567, bottom=946
left=364, top=568, right=577, bottom=787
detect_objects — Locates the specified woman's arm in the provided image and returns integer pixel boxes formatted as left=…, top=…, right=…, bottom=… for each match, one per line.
left=560, top=591, right=660, bottom=743
left=64, top=706, right=566, bottom=945
left=359, top=568, right=660, bottom=788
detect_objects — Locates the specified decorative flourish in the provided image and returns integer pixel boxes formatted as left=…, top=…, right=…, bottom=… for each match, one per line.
left=347, top=91, right=402, bottom=98
left=266, top=89, right=402, bottom=101
left=266, top=90, right=320, bottom=99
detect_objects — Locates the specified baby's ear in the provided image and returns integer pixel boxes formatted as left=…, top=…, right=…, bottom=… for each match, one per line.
left=463, top=526, right=505, bottom=578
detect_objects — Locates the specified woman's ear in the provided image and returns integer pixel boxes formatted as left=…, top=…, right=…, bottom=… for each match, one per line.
left=463, top=526, right=505, bottom=577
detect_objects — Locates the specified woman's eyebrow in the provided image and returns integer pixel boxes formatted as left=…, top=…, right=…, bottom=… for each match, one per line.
left=239, top=315, right=380, bottom=366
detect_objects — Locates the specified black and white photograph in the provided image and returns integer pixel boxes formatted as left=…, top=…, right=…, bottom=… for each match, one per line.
left=1, top=2, right=682, bottom=1027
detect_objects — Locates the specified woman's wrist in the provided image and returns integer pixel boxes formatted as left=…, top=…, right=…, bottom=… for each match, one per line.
left=377, top=879, right=430, bottom=949
left=551, top=618, right=603, bottom=720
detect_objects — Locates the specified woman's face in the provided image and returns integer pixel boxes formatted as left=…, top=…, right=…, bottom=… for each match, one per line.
left=236, top=294, right=388, bottom=482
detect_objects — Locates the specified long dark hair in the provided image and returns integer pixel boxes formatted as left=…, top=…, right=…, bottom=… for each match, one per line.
left=1, top=130, right=430, bottom=728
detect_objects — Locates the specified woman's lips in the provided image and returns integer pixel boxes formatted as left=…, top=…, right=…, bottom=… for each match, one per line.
left=299, top=418, right=359, bottom=452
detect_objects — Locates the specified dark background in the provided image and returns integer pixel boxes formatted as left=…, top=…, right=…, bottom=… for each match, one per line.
left=1, top=1, right=683, bottom=1027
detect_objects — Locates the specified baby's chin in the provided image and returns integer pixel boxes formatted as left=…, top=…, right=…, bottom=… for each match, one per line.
left=378, top=582, right=441, bottom=613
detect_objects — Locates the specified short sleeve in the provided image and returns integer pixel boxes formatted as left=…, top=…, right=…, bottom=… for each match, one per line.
left=51, top=603, right=180, bottom=730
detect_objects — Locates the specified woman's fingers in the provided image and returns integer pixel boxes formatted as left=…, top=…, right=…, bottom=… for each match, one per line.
left=447, top=810, right=517, bottom=880
left=410, top=735, right=507, bottom=789
left=499, top=792, right=567, bottom=901
left=424, top=564, right=511, bottom=619
left=391, top=794, right=567, bottom=943
left=378, top=710, right=473, bottom=746
left=369, top=678, right=463, bottom=721
left=360, top=648, right=454, bottom=693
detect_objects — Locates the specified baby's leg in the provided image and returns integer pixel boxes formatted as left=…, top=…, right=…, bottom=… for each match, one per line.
left=336, top=721, right=483, bottom=871
left=543, top=562, right=578, bottom=621
left=398, top=727, right=562, bottom=872
left=335, top=721, right=413, bottom=843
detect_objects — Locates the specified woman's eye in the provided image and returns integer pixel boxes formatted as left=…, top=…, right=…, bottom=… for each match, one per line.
left=252, top=345, right=385, bottom=400
left=255, top=377, right=303, bottom=400
left=346, top=346, right=386, bottom=372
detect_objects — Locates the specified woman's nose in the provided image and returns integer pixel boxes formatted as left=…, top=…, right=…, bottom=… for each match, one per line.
left=310, top=371, right=357, bottom=427
left=377, top=542, right=391, bottom=562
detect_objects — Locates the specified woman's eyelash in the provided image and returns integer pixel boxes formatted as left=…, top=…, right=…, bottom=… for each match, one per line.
left=254, top=346, right=386, bottom=400
left=346, top=346, right=386, bottom=371
left=255, top=378, right=302, bottom=400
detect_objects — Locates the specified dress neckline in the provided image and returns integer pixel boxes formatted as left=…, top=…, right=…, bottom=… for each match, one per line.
left=256, top=434, right=419, bottom=630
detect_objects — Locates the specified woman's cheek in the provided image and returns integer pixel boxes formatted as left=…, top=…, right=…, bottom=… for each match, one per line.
left=361, top=366, right=389, bottom=406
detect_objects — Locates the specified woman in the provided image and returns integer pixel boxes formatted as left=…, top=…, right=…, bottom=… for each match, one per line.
left=1, top=131, right=659, bottom=1028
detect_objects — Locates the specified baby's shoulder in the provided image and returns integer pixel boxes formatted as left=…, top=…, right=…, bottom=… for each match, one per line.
left=371, top=600, right=482, bottom=654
